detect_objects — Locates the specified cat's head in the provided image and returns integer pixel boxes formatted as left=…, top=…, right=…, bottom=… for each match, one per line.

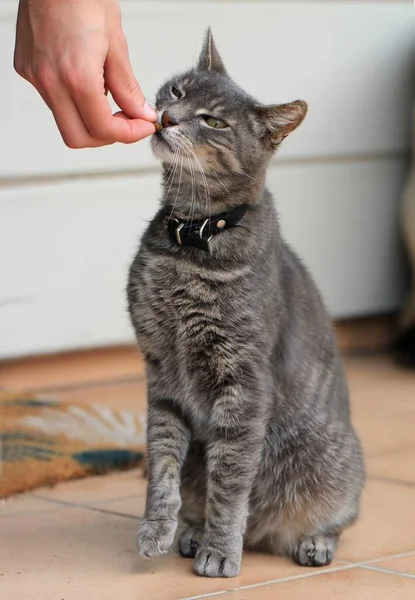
left=152, top=28, right=307, bottom=192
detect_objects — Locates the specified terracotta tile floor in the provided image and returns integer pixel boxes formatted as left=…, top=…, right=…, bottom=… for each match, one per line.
left=1, top=349, right=415, bottom=599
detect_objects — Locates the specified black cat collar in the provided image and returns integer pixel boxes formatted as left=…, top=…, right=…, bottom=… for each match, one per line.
left=165, top=204, right=248, bottom=252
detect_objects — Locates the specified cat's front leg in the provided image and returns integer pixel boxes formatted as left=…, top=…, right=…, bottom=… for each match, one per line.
left=193, top=399, right=264, bottom=578
left=138, top=398, right=191, bottom=558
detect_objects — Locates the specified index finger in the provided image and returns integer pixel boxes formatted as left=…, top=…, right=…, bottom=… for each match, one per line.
left=71, top=81, right=155, bottom=143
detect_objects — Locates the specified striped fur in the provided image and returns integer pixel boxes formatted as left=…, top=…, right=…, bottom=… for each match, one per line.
left=127, top=30, right=364, bottom=578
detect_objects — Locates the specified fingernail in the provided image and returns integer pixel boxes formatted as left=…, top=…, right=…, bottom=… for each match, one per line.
left=143, top=101, right=157, bottom=120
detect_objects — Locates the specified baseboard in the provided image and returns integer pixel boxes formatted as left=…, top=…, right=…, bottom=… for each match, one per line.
left=334, top=313, right=397, bottom=355
left=0, top=315, right=398, bottom=391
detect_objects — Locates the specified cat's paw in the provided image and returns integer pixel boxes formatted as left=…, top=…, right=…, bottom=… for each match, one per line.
left=193, top=545, right=242, bottom=578
left=293, top=535, right=337, bottom=567
left=179, top=527, right=204, bottom=558
left=137, top=518, right=177, bottom=558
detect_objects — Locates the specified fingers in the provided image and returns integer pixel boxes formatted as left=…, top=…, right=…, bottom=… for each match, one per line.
left=31, top=66, right=111, bottom=148
left=104, top=35, right=157, bottom=123
left=69, top=76, right=155, bottom=144
left=34, top=66, right=155, bottom=148
left=47, top=90, right=112, bottom=149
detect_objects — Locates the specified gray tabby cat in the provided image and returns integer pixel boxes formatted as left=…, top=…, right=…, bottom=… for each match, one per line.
left=127, top=29, right=365, bottom=578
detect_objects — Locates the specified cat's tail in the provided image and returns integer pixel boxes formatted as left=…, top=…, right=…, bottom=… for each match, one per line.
left=394, top=323, right=415, bottom=369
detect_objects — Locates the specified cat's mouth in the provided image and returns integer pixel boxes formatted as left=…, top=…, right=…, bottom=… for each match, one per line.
left=151, top=128, right=184, bottom=164
left=156, top=130, right=174, bottom=151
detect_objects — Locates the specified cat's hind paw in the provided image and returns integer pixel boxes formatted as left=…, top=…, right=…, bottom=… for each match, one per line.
left=293, top=534, right=338, bottom=567
left=179, top=527, right=204, bottom=558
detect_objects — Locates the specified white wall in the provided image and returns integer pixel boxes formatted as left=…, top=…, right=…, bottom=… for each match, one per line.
left=0, top=1, right=413, bottom=358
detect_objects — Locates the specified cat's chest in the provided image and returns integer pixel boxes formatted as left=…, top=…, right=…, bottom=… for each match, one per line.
left=133, top=253, right=228, bottom=353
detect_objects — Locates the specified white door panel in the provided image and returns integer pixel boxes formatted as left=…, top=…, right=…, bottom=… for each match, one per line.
left=0, top=157, right=407, bottom=358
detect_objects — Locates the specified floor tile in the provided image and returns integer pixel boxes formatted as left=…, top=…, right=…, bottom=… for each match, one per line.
left=375, top=553, right=415, bottom=576
left=0, top=493, right=61, bottom=517
left=354, top=415, right=415, bottom=458
left=2, top=349, right=415, bottom=598
left=347, top=358, right=415, bottom=457
left=366, top=449, right=415, bottom=485
left=337, top=479, right=415, bottom=562
left=0, top=346, right=144, bottom=391
left=344, top=355, right=399, bottom=395
left=344, top=355, right=415, bottom=396
left=33, top=469, right=146, bottom=505
left=222, top=567, right=415, bottom=600
left=0, top=506, right=341, bottom=600
left=88, top=492, right=146, bottom=517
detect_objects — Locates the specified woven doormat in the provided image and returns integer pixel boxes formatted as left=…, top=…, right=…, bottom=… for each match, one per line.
left=0, top=390, right=146, bottom=498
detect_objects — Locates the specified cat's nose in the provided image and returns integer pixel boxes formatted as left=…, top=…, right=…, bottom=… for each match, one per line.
left=161, top=110, right=178, bottom=128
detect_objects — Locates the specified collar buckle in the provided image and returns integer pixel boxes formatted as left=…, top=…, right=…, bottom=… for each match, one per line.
left=174, top=221, right=185, bottom=245
left=198, top=218, right=213, bottom=243
left=173, top=217, right=213, bottom=248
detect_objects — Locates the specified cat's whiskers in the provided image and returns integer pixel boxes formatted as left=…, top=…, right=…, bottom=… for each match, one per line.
left=164, top=150, right=179, bottom=182
left=186, top=146, right=212, bottom=224
left=179, top=134, right=211, bottom=200
left=236, top=167, right=260, bottom=183
left=162, top=148, right=180, bottom=205
left=159, top=147, right=183, bottom=237
left=183, top=146, right=196, bottom=229
left=171, top=133, right=203, bottom=225
left=209, top=166, right=232, bottom=195
left=176, top=134, right=200, bottom=228
left=165, top=150, right=185, bottom=227
left=177, top=133, right=210, bottom=205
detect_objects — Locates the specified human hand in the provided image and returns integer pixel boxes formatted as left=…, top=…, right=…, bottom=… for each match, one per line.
left=14, top=0, right=157, bottom=148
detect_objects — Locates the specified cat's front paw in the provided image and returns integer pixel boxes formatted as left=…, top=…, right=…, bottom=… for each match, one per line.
left=193, top=543, right=242, bottom=578
left=137, top=518, right=178, bottom=558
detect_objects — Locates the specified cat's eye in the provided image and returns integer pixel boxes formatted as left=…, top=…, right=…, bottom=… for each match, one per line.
left=171, top=86, right=183, bottom=99
left=202, top=115, right=228, bottom=129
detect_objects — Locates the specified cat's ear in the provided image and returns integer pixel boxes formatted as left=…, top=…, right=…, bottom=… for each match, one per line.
left=197, top=27, right=228, bottom=76
left=258, top=100, right=308, bottom=146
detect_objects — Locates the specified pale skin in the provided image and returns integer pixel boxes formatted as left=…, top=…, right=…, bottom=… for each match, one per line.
left=14, top=0, right=157, bottom=149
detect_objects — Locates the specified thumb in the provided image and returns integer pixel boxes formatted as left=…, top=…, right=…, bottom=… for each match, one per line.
left=105, top=38, right=156, bottom=122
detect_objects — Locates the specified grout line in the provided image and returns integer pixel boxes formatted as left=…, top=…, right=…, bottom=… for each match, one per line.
left=2, top=491, right=146, bottom=520
left=365, top=443, right=415, bottom=460
left=366, top=474, right=415, bottom=489
left=181, top=590, right=229, bottom=600
left=358, top=564, right=415, bottom=579
left=0, top=508, right=61, bottom=519
left=362, top=550, right=415, bottom=566
left=0, top=499, right=64, bottom=518
left=180, top=564, right=357, bottom=600
left=91, top=492, right=147, bottom=506
left=339, top=550, right=415, bottom=568
left=31, top=494, right=139, bottom=521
